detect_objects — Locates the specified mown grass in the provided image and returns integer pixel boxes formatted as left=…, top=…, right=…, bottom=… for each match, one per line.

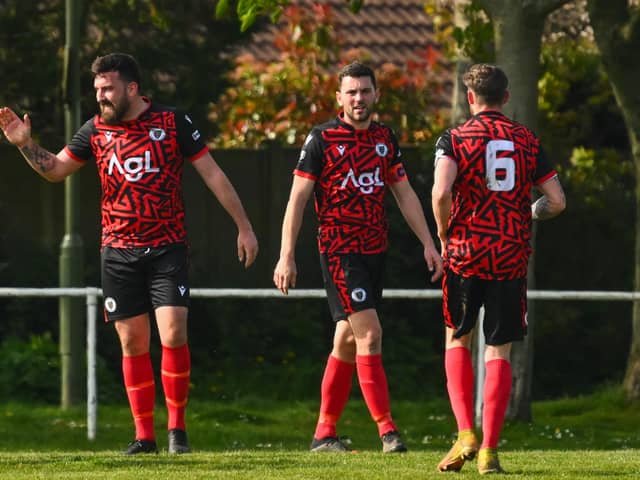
left=0, top=386, right=638, bottom=479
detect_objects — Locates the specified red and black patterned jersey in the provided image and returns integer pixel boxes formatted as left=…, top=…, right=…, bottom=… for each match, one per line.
left=295, top=113, right=408, bottom=254
left=64, top=100, right=208, bottom=247
left=435, top=110, right=557, bottom=280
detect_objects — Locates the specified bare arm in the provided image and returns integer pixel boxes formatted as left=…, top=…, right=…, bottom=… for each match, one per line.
left=0, top=107, right=83, bottom=182
left=431, top=155, right=458, bottom=250
left=389, top=180, right=443, bottom=281
left=273, top=175, right=315, bottom=295
left=532, top=175, right=566, bottom=220
left=191, top=152, right=259, bottom=268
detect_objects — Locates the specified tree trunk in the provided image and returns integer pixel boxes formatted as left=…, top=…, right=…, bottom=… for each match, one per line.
left=477, top=0, right=569, bottom=421
left=587, top=0, right=640, bottom=400
left=451, top=0, right=472, bottom=126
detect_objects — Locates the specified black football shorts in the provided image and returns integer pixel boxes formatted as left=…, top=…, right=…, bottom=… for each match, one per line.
left=442, top=268, right=527, bottom=345
left=320, top=252, right=385, bottom=322
left=101, top=244, right=190, bottom=322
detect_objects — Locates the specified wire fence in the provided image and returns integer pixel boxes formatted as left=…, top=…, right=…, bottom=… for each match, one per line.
left=1, top=286, right=639, bottom=440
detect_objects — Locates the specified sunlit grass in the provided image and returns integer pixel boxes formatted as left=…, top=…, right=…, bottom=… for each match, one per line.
left=0, top=386, right=639, bottom=478
left=0, top=450, right=638, bottom=479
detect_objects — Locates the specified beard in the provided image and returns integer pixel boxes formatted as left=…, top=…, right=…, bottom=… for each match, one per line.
left=99, top=96, right=130, bottom=125
left=344, top=104, right=372, bottom=125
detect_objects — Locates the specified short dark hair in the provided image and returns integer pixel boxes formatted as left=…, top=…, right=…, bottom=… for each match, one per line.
left=91, top=53, right=142, bottom=86
left=338, top=61, right=376, bottom=89
left=462, top=63, right=508, bottom=105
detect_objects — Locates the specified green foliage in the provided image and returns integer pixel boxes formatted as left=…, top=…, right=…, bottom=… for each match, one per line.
left=348, top=0, right=364, bottom=14
left=0, top=1, right=249, bottom=143
left=538, top=36, right=626, bottom=161
left=215, top=0, right=289, bottom=31
left=0, top=0, right=64, bottom=146
left=563, top=147, right=634, bottom=208
left=424, top=0, right=494, bottom=63
left=215, top=0, right=231, bottom=19
left=218, top=0, right=366, bottom=30
left=82, top=0, right=248, bottom=139
left=0, top=334, right=60, bottom=403
left=453, top=1, right=495, bottom=62
left=211, top=3, right=447, bottom=147
left=532, top=33, right=634, bottom=400
left=533, top=144, right=634, bottom=399
left=210, top=4, right=340, bottom=147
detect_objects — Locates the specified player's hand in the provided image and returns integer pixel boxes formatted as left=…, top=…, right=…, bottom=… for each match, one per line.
left=273, top=257, right=297, bottom=295
left=0, top=107, right=31, bottom=147
left=237, top=228, right=258, bottom=268
left=424, top=245, right=444, bottom=282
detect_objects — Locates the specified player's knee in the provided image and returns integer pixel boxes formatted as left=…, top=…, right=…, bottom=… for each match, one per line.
left=356, top=328, right=382, bottom=353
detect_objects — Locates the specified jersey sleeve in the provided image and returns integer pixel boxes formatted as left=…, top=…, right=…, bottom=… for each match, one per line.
left=175, top=110, right=209, bottom=161
left=533, top=145, right=557, bottom=185
left=294, top=129, right=324, bottom=180
left=434, top=129, right=455, bottom=166
left=64, top=117, right=96, bottom=162
left=387, top=129, right=407, bottom=184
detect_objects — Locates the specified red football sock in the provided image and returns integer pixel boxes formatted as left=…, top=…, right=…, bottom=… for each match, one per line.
left=482, top=358, right=512, bottom=449
left=122, top=352, right=155, bottom=441
left=445, top=346, right=475, bottom=432
left=356, top=354, right=397, bottom=436
left=314, top=355, right=355, bottom=439
left=161, top=343, right=191, bottom=431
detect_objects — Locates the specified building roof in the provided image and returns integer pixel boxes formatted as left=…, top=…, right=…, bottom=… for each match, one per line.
left=241, top=0, right=439, bottom=68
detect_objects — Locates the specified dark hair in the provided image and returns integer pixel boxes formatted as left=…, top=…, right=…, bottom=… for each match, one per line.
left=338, top=61, right=377, bottom=89
left=91, top=53, right=142, bottom=86
left=462, top=63, right=508, bottom=105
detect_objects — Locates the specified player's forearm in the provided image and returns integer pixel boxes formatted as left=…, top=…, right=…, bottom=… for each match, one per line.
left=396, top=191, right=435, bottom=248
left=532, top=195, right=564, bottom=220
left=533, top=176, right=566, bottom=220
left=432, top=195, right=451, bottom=242
left=208, top=172, right=254, bottom=233
left=18, top=139, right=64, bottom=182
left=278, top=202, right=304, bottom=260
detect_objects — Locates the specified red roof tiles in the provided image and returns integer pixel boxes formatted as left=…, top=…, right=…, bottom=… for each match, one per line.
left=240, top=0, right=439, bottom=68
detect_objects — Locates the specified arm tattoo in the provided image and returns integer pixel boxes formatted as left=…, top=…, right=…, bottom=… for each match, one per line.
left=532, top=177, right=564, bottom=220
left=532, top=196, right=553, bottom=220
left=19, top=143, right=56, bottom=173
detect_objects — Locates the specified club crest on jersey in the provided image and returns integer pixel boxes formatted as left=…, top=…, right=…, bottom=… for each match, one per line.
left=375, top=143, right=389, bottom=157
left=337, top=145, right=346, bottom=156
left=351, top=288, right=367, bottom=303
left=341, top=167, right=384, bottom=194
left=104, top=297, right=117, bottom=313
left=149, top=128, right=166, bottom=141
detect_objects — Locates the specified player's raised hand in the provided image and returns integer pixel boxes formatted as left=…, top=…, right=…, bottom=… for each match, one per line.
left=0, top=107, right=31, bottom=147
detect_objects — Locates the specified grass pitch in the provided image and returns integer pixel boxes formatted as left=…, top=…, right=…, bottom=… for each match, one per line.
left=0, top=387, right=638, bottom=479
